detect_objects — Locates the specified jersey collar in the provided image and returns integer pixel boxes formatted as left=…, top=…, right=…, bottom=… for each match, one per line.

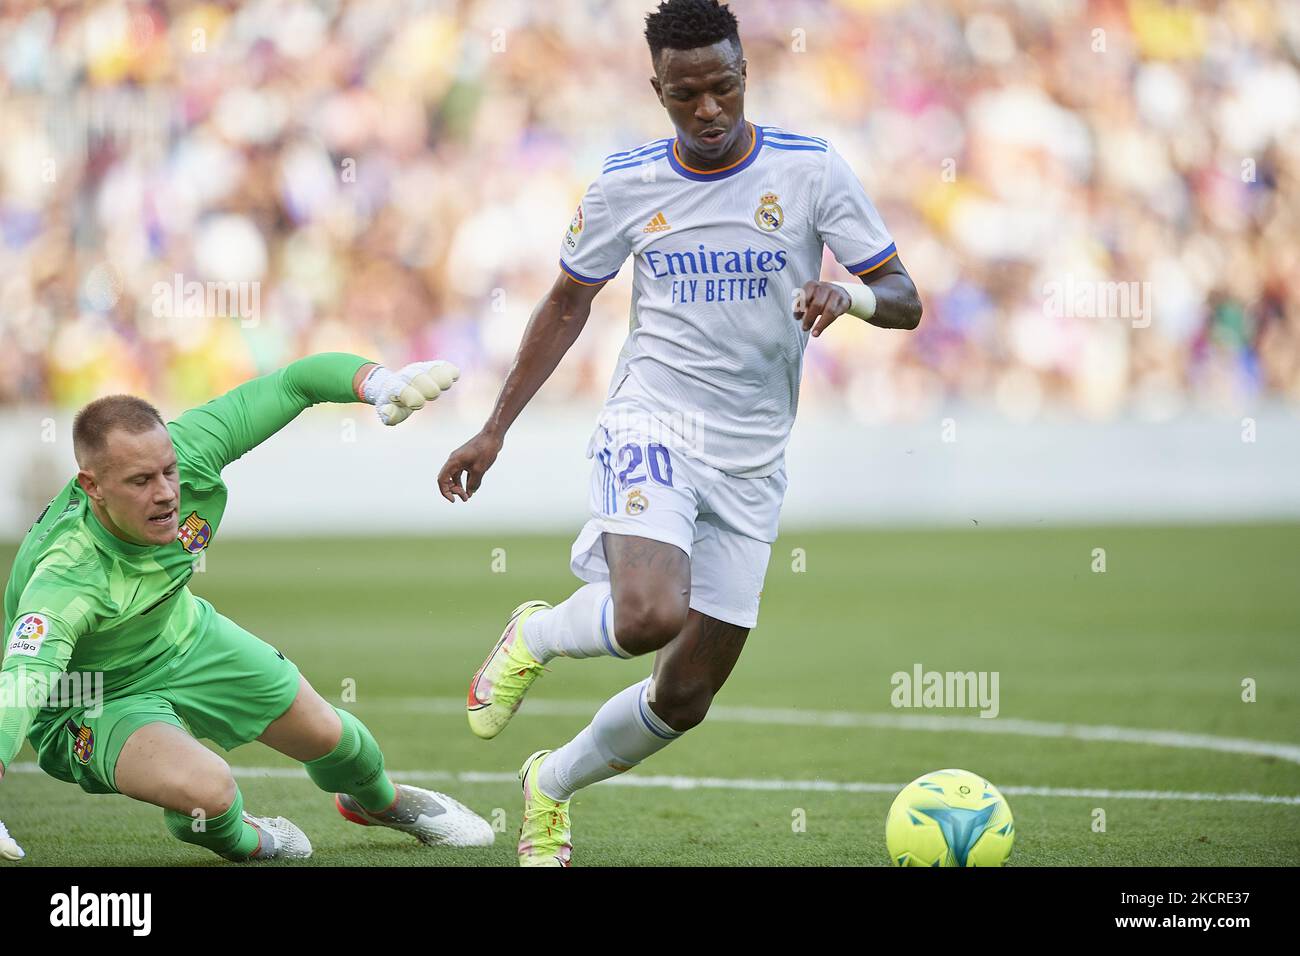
left=667, top=123, right=763, bottom=182
left=85, top=502, right=158, bottom=556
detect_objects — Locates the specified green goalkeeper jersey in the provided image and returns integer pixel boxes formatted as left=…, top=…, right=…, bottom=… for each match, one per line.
left=0, top=352, right=370, bottom=770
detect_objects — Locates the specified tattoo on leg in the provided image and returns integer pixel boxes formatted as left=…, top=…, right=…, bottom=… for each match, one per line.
left=688, top=616, right=748, bottom=668
left=608, top=535, right=688, bottom=580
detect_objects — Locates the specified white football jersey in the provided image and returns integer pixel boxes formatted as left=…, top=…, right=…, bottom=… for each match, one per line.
left=560, top=123, right=897, bottom=478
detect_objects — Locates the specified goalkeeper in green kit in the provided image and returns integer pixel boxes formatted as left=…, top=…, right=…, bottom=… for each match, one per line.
left=0, top=353, right=494, bottom=862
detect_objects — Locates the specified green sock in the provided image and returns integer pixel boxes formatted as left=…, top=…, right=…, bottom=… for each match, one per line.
left=163, top=786, right=260, bottom=861
left=305, top=707, right=397, bottom=812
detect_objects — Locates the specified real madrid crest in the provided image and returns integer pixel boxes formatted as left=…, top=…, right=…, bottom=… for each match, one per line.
left=754, top=191, right=783, bottom=232
left=626, top=489, right=649, bottom=515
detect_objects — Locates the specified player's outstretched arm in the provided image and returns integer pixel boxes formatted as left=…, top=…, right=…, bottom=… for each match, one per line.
left=439, top=273, right=604, bottom=502
left=170, top=352, right=459, bottom=477
left=796, top=257, right=922, bottom=338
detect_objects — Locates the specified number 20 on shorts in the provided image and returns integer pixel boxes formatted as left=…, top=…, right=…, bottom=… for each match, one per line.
left=616, top=442, right=674, bottom=489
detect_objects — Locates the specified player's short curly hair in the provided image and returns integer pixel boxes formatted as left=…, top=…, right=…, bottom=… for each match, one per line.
left=644, top=0, right=741, bottom=60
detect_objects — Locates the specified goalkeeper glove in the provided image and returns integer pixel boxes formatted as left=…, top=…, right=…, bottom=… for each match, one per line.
left=360, top=361, right=460, bottom=426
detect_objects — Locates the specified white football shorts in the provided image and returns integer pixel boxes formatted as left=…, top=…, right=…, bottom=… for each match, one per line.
left=570, top=410, right=787, bottom=628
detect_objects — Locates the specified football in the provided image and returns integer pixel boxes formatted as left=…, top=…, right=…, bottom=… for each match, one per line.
left=885, top=769, right=1015, bottom=867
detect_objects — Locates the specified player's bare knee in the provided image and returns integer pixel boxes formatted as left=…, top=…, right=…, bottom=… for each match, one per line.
left=614, top=597, right=686, bottom=653
left=298, top=688, right=344, bottom=758
left=649, top=679, right=713, bottom=733
left=178, top=762, right=238, bottom=818
left=308, top=714, right=343, bottom=758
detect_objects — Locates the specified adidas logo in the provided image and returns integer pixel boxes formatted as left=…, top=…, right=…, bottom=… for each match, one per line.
left=643, top=211, right=671, bottom=233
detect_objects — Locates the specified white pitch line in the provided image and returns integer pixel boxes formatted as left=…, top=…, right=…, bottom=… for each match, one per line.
left=359, top=696, right=1300, bottom=766
left=5, top=763, right=1298, bottom=805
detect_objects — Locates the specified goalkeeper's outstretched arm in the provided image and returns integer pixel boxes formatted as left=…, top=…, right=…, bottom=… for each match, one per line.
left=168, top=353, right=460, bottom=477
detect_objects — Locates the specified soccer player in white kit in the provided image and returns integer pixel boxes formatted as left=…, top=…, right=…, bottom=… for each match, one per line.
left=438, top=0, right=922, bottom=866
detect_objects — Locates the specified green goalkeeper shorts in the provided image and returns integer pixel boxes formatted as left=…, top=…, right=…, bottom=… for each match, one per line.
left=31, top=603, right=301, bottom=795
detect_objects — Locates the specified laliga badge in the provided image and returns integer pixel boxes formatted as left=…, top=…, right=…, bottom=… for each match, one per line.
left=564, top=203, right=584, bottom=253
left=8, top=613, right=47, bottom=656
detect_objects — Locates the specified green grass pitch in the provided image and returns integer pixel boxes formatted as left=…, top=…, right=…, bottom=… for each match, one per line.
left=3, top=524, right=1298, bottom=866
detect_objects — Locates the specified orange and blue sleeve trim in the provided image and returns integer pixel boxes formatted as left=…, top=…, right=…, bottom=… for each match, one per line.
left=560, top=259, right=619, bottom=286
left=846, top=242, right=898, bottom=276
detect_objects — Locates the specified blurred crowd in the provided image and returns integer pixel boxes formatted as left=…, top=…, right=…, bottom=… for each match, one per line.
left=1, top=0, right=1297, bottom=422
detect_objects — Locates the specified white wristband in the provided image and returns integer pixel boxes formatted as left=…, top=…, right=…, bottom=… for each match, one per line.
left=832, top=281, right=877, bottom=321
left=359, top=365, right=387, bottom=405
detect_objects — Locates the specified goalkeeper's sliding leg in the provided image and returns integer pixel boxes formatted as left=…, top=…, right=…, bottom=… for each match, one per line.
left=104, top=605, right=493, bottom=860
left=114, top=722, right=312, bottom=861
left=109, top=677, right=492, bottom=862
left=193, top=607, right=492, bottom=850
left=257, top=678, right=494, bottom=848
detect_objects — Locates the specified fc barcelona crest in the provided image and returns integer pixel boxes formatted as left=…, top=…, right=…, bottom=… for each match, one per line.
left=65, top=720, right=95, bottom=765
left=754, top=191, right=783, bottom=232
left=177, top=511, right=212, bottom=554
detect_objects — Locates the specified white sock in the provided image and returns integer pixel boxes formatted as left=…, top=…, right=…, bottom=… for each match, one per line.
left=522, top=582, right=632, bottom=663
left=538, top=677, right=680, bottom=801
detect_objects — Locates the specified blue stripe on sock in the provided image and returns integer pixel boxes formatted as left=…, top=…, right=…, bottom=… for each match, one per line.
left=598, top=593, right=625, bottom=658
left=638, top=688, right=680, bottom=740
